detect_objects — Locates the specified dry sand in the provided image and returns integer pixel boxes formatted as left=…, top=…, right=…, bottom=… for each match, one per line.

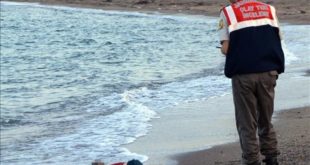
left=3, top=0, right=310, bottom=24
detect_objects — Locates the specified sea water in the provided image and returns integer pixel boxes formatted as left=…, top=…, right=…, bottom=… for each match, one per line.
left=0, top=1, right=309, bottom=165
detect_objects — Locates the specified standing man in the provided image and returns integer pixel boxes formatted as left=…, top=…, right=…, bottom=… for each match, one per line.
left=218, top=0, right=284, bottom=165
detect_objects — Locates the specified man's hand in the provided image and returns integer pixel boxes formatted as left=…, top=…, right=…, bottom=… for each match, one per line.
left=221, top=40, right=229, bottom=55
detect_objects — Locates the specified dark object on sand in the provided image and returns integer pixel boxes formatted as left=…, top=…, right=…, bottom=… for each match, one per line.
left=94, top=159, right=143, bottom=165
left=135, top=0, right=149, bottom=5
left=92, top=160, right=104, bottom=165
left=263, top=157, right=279, bottom=165
left=127, top=159, right=143, bottom=165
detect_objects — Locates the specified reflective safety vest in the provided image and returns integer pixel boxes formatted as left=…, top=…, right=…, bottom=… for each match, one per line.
left=222, top=0, right=279, bottom=33
left=222, top=0, right=285, bottom=78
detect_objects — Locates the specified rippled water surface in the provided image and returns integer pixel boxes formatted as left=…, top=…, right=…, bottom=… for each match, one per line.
left=0, top=2, right=229, bottom=164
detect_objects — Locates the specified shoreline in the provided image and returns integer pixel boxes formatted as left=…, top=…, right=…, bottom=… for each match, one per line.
left=2, top=0, right=310, bottom=25
left=125, top=66, right=310, bottom=165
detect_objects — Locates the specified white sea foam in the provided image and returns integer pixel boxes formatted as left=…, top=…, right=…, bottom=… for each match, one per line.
left=281, top=25, right=310, bottom=65
left=0, top=1, right=40, bottom=6
left=282, top=41, right=298, bottom=65
left=29, top=93, right=157, bottom=164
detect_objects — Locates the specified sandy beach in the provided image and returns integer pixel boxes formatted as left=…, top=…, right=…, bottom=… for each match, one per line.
left=174, top=107, right=310, bottom=165
left=2, top=0, right=309, bottom=164
left=3, top=0, right=310, bottom=24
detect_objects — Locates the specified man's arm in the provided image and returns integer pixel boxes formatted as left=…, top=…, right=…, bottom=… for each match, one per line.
left=221, top=40, right=229, bottom=55
left=218, top=10, right=229, bottom=55
left=271, top=6, right=283, bottom=40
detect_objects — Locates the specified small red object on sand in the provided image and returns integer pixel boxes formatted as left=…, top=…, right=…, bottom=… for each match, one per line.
left=111, top=163, right=125, bottom=165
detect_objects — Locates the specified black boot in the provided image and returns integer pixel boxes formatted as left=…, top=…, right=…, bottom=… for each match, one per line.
left=263, top=157, right=279, bottom=165
left=247, top=160, right=262, bottom=165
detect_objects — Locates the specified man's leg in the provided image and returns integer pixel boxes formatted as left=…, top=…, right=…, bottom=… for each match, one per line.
left=232, top=74, right=261, bottom=165
left=256, top=71, right=280, bottom=163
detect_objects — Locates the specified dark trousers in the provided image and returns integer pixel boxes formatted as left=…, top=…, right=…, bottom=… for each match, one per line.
left=232, top=71, right=280, bottom=165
